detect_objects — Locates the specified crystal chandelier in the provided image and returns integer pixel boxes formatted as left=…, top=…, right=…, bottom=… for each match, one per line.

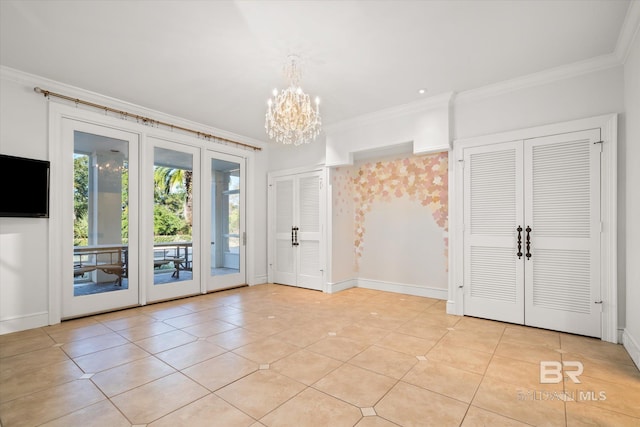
left=265, top=55, right=321, bottom=146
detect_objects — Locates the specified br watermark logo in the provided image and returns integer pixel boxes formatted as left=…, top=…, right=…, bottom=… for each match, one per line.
left=540, top=361, right=583, bottom=384
left=517, top=361, right=607, bottom=402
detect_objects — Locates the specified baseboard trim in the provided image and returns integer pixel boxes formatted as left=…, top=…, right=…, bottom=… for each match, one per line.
left=0, top=311, right=49, bottom=335
left=447, top=300, right=462, bottom=316
left=622, top=329, right=640, bottom=370
left=357, top=278, right=448, bottom=300
left=327, top=279, right=358, bottom=294
left=253, top=275, right=268, bottom=285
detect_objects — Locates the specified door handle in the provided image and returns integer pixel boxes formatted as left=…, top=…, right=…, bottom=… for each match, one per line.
left=293, top=226, right=299, bottom=246
left=525, top=226, right=532, bottom=260
left=516, top=226, right=523, bottom=259
left=291, top=227, right=295, bottom=246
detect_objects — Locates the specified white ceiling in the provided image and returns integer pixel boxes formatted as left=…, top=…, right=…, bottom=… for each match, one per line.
left=0, top=0, right=633, bottom=144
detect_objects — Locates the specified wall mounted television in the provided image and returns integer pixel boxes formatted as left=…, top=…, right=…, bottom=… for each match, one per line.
left=0, top=154, right=50, bottom=218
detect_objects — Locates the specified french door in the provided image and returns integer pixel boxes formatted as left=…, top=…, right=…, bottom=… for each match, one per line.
left=203, top=151, right=246, bottom=291
left=270, top=170, right=323, bottom=291
left=145, top=138, right=201, bottom=303
left=463, top=129, right=602, bottom=337
left=57, top=109, right=251, bottom=319
left=63, top=119, right=140, bottom=318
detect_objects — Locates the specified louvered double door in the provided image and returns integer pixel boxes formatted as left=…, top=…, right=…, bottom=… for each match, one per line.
left=272, top=171, right=323, bottom=291
left=463, top=129, right=602, bottom=337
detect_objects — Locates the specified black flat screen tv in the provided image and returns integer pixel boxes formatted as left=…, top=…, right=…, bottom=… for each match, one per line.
left=0, top=154, right=50, bottom=218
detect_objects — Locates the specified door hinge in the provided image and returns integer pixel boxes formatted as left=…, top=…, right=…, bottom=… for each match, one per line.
left=594, top=300, right=603, bottom=312
left=593, top=140, right=603, bottom=153
left=242, top=232, right=247, bottom=246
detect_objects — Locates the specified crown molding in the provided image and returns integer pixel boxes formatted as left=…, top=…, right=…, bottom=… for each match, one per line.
left=454, top=53, right=621, bottom=105
left=616, top=0, right=640, bottom=63
left=324, top=91, right=453, bottom=134
left=326, top=43, right=624, bottom=134
left=456, top=2, right=639, bottom=105
left=0, top=65, right=267, bottom=149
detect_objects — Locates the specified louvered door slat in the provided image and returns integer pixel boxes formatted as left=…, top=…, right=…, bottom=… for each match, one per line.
left=532, top=249, right=591, bottom=314
left=276, top=180, right=293, bottom=233
left=273, top=177, right=296, bottom=286
left=470, top=247, right=517, bottom=302
left=463, top=141, right=524, bottom=324
left=296, top=172, right=323, bottom=290
left=299, top=175, right=320, bottom=232
left=524, top=129, right=601, bottom=337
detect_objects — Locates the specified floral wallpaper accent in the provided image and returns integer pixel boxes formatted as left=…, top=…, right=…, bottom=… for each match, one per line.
left=333, top=152, right=448, bottom=269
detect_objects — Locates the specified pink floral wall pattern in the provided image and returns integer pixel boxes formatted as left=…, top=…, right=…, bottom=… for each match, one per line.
left=333, top=152, right=448, bottom=269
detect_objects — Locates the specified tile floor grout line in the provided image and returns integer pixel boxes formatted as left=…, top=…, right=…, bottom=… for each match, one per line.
left=2, top=284, right=639, bottom=425
left=458, top=321, right=507, bottom=425
left=254, top=383, right=313, bottom=424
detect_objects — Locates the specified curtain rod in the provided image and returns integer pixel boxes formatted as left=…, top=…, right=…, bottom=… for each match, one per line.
left=33, top=87, right=262, bottom=151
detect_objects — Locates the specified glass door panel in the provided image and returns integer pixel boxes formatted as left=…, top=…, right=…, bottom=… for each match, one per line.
left=205, top=152, right=245, bottom=291
left=64, top=121, right=139, bottom=318
left=153, top=147, right=193, bottom=285
left=146, top=140, right=200, bottom=302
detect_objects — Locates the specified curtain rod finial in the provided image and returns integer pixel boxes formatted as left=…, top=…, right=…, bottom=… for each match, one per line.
left=34, top=87, right=48, bottom=97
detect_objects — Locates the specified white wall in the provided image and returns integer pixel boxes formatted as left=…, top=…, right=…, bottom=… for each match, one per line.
left=623, top=29, right=640, bottom=367
left=329, top=167, right=356, bottom=284
left=358, top=197, right=447, bottom=288
left=0, top=76, right=50, bottom=332
left=325, top=94, right=452, bottom=167
left=0, top=69, right=269, bottom=333
left=267, top=137, right=326, bottom=172
left=250, top=149, right=269, bottom=284
left=329, top=152, right=449, bottom=299
left=453, top=66, right=625, bottom=140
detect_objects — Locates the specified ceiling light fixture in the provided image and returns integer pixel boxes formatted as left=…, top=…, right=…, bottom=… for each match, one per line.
left=265, top=54, right=321, bottom=146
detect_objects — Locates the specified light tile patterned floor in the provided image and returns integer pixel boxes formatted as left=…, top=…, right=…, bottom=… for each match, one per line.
left=1, top=284, right=639, bottom=426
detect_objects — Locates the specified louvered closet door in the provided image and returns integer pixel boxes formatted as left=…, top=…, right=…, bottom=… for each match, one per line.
left=272, top=171, right=323, bottom=290
left=296, top=172, right=323, bottom=291
left=524, top=129, right=601, bottom=337
left=463, top=141, right=525, bottom=324
left=273, top=176, right=296, bottom=286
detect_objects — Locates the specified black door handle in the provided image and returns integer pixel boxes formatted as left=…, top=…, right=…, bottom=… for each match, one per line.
left=525, top=226, right=532, bottom=260
left=517, top=226, right=523, bottom=259
left=293, top=227, right=299, bottom=246
left=291, top=227, right=295, bottom=246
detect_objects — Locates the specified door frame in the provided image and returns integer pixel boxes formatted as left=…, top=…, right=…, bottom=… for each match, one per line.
left=48, top=103, right=258, bottom=323
left=449, top=113, right=618, bottom=342
left=267, top=165, right=327, bottom=291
